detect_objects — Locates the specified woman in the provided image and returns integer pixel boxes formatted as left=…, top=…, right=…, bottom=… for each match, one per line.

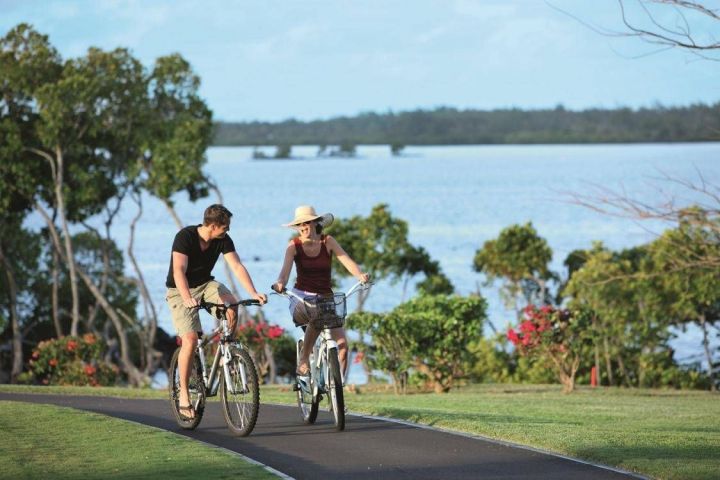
left=273, top=205, right=369, bottom=384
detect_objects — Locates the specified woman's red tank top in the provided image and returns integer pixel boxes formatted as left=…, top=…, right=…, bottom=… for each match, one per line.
left=293, top=235, right=332, bottom=294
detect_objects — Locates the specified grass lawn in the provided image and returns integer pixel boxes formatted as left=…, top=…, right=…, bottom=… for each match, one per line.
left=0, top=400, right=275, bottom=480
left=1, top=383, right=718, bottom=480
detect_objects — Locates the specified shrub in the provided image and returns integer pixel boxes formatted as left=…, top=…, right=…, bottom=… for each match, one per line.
left=21, top=334, right=120, bottom=386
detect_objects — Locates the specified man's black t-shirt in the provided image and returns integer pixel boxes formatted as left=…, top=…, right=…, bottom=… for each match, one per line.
left=165, top=225, right=236, bottom=288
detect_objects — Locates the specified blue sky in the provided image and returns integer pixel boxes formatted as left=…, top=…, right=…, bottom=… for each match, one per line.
left=2, top=0, right=718, bottom=121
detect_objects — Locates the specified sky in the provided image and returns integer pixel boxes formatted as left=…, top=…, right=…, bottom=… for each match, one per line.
left=1, top=0, right=719, bottom=122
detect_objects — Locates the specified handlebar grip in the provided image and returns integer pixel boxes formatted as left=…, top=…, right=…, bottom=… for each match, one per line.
left=242, top=299, right=262, bottom=306
left=270, top=284, right=285, bottom=293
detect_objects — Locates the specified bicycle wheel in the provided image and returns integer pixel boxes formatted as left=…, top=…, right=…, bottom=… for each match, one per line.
left=328, top=347, right=345, bottom=431
left=296, top=339, right=319, bottom=424
left=220, top=344, right=260, bottom=436
left=169, top=347, right=205, bottom=430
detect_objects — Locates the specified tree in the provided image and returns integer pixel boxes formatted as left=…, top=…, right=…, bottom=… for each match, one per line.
left=473, top=222, right=556, bottom=319
left=329, top=203, right=453, bottom=310
left=650, top=211, right=720, bottom=389
left=351, top=294, right=487, bottom=394
left=507, top=305, right=593, bottom=393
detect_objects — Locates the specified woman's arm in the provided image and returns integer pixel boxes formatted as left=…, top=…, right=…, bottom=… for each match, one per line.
left=326, top=235, right=369, bottom=283
left=272, top=242, right=296, bottom=291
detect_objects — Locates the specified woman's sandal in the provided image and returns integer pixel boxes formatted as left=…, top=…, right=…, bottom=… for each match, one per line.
left=178, top=404, right=195, bottom=420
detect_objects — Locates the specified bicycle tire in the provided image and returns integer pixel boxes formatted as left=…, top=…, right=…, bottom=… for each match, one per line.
left=169, top=347, right=205, bottom=430
left=296, top=339, right=319, bottom=424
left=328, top=347, right=345, bottom=431
left=220, top=344, right=260, bottom=436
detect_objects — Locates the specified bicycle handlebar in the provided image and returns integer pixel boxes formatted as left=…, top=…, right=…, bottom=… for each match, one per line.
left=191, top=298, right=262, bottom=312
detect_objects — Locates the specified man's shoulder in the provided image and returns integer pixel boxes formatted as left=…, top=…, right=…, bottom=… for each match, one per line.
left=176, top=225, right=199, bottom=239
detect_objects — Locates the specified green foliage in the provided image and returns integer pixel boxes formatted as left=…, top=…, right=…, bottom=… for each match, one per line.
left=236, top=318, right=294, bottom=382
left=351, top=294, right=487, bottom=393
left=473, top=222, right=554, bottom=310
left=329, top=203, right=454, bottom=295
left=20, top=334, right=120, bottom=386
left=213, top=103, right=720, bottom=146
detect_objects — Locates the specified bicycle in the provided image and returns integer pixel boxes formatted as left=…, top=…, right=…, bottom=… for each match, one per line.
left=168, top=298, right=261, bottom=436
left=271, top=281, right=371, bottom=431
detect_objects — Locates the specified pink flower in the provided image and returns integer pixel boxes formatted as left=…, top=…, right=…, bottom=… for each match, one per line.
left=507, top=329, right=519, bottom=345
left=84, top=365, right=96, bottom=376
left=66, top=340, right=78, bottom=352
left=49, top=358, right=58, bottom=367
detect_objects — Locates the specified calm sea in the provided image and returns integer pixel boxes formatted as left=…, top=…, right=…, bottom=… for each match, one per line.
left=95, top=143, right=719, bottom=381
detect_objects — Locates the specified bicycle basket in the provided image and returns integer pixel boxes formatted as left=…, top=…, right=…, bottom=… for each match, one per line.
left=305, top=293, right=346, bottom=329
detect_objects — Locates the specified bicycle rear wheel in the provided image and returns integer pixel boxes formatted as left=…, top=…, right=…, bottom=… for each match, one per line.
left=328, top=347, right=345, bottom=431
left=220, top=344, right=260, bottom=436
left=169, top=347, right=205, bottom=430
left=296, top=340, right=319, bottom=424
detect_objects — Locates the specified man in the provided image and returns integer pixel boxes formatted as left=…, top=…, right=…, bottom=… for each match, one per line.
left=166, top=204, right=266, bottom=419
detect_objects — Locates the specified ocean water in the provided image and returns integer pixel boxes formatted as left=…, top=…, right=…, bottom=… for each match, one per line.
left=90, top=143, right=720, bottom=381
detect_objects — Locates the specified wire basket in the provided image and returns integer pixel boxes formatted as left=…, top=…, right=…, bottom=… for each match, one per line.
left=304, top=293, right=347, bottom=329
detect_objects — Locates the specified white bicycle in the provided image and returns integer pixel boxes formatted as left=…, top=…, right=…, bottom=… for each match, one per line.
left=272, top=281, right=371, bottom=431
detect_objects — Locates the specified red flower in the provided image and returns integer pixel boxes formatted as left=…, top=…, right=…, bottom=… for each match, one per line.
left=83, top=333, right=96, bottom=345
left=520, top=320, right=537, bottom=334
left=267, top=326, right=284, bottom=339
left=84, top=365, right=97, bottom=376
left=521, top=335, right=532, bottom=346
left=507, top=329, right=519, bottom=345
left=66, top=340, right=78, bottom=352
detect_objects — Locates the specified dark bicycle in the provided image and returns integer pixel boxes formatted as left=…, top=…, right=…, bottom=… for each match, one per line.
left=168, top=298, right=261, bottom=436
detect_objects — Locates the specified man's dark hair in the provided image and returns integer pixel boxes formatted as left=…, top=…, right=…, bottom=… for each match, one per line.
left=203, top=204, right=233, bottom=227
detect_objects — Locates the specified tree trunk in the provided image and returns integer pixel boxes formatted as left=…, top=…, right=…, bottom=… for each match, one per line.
left=50, top=146, right=81, bottom=335
left=263, top=343, right=276, bottom=384
left=699, top=314, right=716, bottom=391
left=602, top=336, right=615, bottom=386
left=0, top=243, right=23, bottom=383
left=616, top=353, right=632, bottom=387
left=127, top=191, right=160, bottom=376
left=161, top=198, right=184, bottom=230
left=51, top=246, right=63, bottom=337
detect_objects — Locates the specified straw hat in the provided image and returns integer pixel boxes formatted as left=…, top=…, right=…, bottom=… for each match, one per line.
left=283, top=205, right=334, bottom=228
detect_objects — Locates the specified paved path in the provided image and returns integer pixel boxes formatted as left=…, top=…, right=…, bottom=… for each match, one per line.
left=0, top=392, right=642, bottom=480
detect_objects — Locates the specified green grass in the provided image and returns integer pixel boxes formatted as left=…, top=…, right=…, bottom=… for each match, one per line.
left=0, top=400, right=275, bottom=480
left=2, top=383, right=718, bottom=479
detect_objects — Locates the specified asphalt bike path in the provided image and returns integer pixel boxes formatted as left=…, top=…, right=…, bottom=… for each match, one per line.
left=1, top=392, right=643, bottom=480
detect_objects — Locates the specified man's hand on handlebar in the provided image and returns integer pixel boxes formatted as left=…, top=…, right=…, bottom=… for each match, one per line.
left=359, top=273, right=370, bottom=284
left=183, top=296, right=200, bottom=309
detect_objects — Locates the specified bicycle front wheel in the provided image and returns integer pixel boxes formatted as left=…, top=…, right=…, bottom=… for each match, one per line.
left=296, top=339, right=319, bottom=424
left=169, top=347, right=205, bottom=430
left=328, top=347, right=345, bottom=431
left=220, top=344, right=260, bottom=436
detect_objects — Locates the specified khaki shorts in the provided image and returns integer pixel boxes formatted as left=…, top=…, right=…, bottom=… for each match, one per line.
left=166, top=280, right=233, bottom=336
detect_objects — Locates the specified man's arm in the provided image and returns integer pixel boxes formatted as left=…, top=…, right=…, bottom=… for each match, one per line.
left=172, top=252, right=199, bottom=308
left=224, top=251, right=267, bottom=304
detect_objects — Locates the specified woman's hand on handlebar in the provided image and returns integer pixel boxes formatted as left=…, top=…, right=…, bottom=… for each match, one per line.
left=252, top=292, right=268, bottom=305
left=271, top=282, right=285, bottom=293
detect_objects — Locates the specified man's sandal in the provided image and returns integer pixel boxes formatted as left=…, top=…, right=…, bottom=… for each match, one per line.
left=178, top=404, right=195, bottom=420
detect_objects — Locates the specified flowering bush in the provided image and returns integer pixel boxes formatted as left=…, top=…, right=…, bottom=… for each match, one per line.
left=22, top=334, right=120, bottom=386
left=507, top=305, right=591, bottom=393
left=236, top=319, right=293, bottom=383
